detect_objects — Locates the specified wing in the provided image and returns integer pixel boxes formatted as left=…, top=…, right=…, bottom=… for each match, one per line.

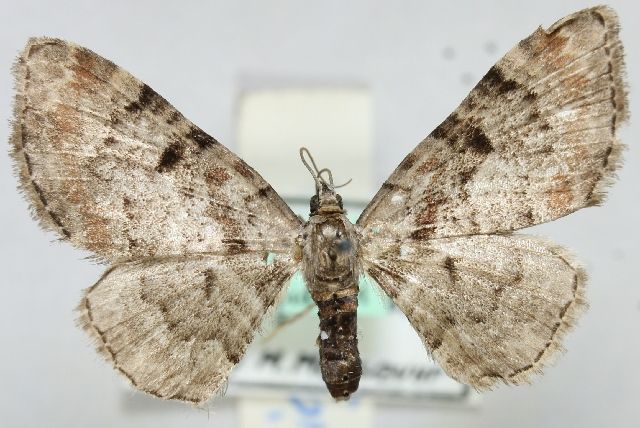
left=78, top=253, right=297, bottom=404
left=357, top=6, right=627, bottom=240
left=362, top=234, right=586, bottom=388
left=10, top=37, right=301, bottom=262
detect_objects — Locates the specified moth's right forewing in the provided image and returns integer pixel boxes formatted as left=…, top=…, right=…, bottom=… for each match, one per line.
left=78, top=253, right=298, bottom=404
left=357, top=6, right=627, bottom=240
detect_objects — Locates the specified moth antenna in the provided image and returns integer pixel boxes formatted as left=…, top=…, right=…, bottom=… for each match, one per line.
left=332, top=177, right=353, bottom=189
left=300, top=147, right=323, bottom=194
left=317, top=168, right=334, bottom=186
left=318, top=168, right=352, bottom=190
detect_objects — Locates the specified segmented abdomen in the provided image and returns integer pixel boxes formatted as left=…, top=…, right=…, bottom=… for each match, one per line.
left=315, top=289, right=362, bottom=400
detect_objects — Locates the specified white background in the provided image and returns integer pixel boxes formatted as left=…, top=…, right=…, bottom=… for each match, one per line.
left=0, top=1, right=638, bottom=427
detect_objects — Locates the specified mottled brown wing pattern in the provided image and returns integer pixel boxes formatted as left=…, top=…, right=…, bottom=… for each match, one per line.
left=358, top=6, right=627, bottom=241
left=11, top=37, right=301, bottom=262
left=363, top=234, right=586, bottom=388
left=9, top=6, right=628, bottom=402
left=359, top=6, right=627, bottom=389
left=11, top=37, right=304, bottom=404
left=78, top=254, right=297, bottom=404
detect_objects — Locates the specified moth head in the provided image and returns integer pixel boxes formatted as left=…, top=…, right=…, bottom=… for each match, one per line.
left=300, top=147, right=349, bottom=216
left=310, top=183, right=344, bottom=215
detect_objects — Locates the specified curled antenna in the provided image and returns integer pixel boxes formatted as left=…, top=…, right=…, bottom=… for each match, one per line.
left=300, top=147, right=322, bottom=194
left=299, top=147, right=352, bottom=192
left=317, top=168, right=352, bottom=189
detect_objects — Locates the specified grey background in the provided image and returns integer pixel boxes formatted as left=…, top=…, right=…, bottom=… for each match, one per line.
left=0, top=1, right=638, bottom=427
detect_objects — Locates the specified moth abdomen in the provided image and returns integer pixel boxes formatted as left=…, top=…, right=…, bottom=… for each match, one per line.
left=316, top=291, right=362, bottom=400
left=301, top=190, right=362, bottom=399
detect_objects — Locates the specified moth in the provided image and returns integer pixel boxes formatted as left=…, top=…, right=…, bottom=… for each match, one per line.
left=10, top=6, right=627, bottom=404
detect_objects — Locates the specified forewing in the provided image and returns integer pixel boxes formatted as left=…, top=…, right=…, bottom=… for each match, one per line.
left=358, top=6, right=627, bottom=240
left=78, top=253, right=297, bottom=404
left=362, top=234, right=586, bottom=388
left=11, top=38, right=301, bottom=261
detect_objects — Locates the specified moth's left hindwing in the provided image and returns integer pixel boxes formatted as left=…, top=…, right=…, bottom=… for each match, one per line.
left=78, top=254, right=297, bottom=404
left=358, top=6, right=627, bottom=389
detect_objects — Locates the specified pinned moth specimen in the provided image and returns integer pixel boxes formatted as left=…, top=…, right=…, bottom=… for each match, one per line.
left=9, top=6, right=627, bottom=403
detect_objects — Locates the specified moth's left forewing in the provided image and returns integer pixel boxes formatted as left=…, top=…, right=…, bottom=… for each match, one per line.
left=10, top=38, right=302, bottom=262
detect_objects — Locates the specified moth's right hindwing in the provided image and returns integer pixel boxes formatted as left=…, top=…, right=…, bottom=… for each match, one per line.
left=363, top=234, right=586, bottom=388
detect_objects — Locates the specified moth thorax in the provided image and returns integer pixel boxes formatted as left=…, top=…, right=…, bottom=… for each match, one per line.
left=316, top=222, right=352, bottom=273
